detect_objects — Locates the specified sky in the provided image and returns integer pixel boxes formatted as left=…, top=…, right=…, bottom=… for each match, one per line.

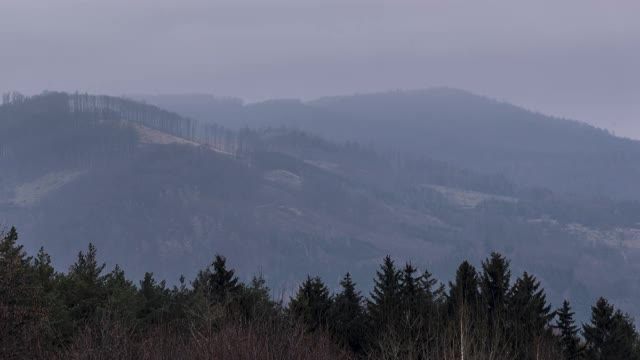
left=1, top=0, right=639, bottom=138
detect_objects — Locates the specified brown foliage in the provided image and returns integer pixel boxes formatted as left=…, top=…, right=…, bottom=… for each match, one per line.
left=57, top=319, right=354, bottom=360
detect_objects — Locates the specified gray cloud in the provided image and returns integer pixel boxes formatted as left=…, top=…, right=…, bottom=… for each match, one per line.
left=2, top=0, right=639, bottom=137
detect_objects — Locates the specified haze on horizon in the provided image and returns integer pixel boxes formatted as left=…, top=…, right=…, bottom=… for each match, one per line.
left=1, top=0, right=639, bottom=138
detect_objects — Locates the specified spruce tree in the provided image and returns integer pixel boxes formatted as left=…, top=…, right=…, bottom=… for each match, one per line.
left=481, top=252, right=511, bottom=323
left=330, top=273, right=365, bottom=352
left=63, top=243, right=107, bottom=322
left=583, top=297, right=639, bottom=360
left=137, top=272, right=169, bottom=326
left=33, top=247, right=56, bottom=294
left=418, top=269, right=441, bottom=304
left=447, top=261, right=480, bottom=360
left=400, top=262, right=420, bottom=316
left=289, top=276, right=332, bottom=332
left=104, top=264, right=139, bottom=323
left=237, top=274, right=275, bottom=321
left=368, top=255, right=402, bottom=332
left=447, top=260, right=480, bottom=313
left=33, top=246, right=70, bottom=342
left=417, top=268, right=443, bottom=351
left=556, top=300, right=581, bottom=360
left=0, top=227, right=45, bottom=358
left=507, top=272, right=553, bottom=359
left=193, top=254, right=240, bottom=305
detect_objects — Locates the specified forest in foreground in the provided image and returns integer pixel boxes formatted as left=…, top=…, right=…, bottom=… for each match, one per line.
left=2, top=226, right=639, bottom=360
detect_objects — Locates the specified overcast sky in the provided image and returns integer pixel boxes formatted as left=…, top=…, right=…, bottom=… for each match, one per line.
left=2, top=0, right=639, bottom=138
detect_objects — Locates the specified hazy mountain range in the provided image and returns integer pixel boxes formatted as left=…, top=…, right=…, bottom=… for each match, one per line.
left=2, top=89, right=639, bottom=322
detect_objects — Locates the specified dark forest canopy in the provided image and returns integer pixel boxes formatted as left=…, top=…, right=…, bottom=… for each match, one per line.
left=2, top=227, right=639, bottom=359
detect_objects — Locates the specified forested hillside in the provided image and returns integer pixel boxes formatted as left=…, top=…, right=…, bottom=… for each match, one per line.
left=2, top=91, right=640, bottom=328
left=140, top=89, right=640, bottom=200
left=3, top=228, right=640, bottom=359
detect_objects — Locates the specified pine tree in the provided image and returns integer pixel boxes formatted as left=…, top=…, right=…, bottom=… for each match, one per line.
left=64, top=243, right=107, bottom=322
left=400, top=262, right=420, bottom=316
left=0, top=227, right=25, bottom=263
left=137, top=272, right=169, bottom=326
left=0, top=227, right=46, bottom=358
left=481, top=252, right=511, bottom=323
left=193, top=254, right=240, bottom=305
left=507, top=272, right=553, bottom=359
left=416, top=268, right=443, bottom=352
left=556, top=300, right=581, bottom=360
left=583, top=297, right=639, bottom=360
left=418, top=269, right=441, bottom=304
left=330, top=273, right=365, bottom=352
left=289, top=276, right=332, bottom=332
left=447, top=261, right=480, bottom=360
left=236, top=274, right=275, bottom=321
left=447, top=261, right=480, bottom=313
left=368, top=255, right=402, bottom=332
left=166, top=274, right=192, bottom=326
left=104, top=264, right=139, bottom=323
left=33, top=247, right=56, bottom=294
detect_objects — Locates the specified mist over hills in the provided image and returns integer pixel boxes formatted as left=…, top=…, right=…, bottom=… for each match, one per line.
left=2, top=90, right=640, bottom=323
left=139, top=89, right=640, bottom=201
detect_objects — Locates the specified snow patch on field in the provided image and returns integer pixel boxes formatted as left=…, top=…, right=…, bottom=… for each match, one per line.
left=264, top=170, right=302, bottom=188
left=425, top=184, right=518, bottom=208
left=13, top=170, right=86, bottom=207
left=134, top=125, right=199, bottom=146
left=304, top=160, right=339, bottom=171
left=567, top=223, right=640, bottom=249
left=134, top=124, right=237, bottom=157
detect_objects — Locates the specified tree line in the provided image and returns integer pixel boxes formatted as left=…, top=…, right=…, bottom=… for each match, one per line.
left=1, top=226, right=639, bottom=359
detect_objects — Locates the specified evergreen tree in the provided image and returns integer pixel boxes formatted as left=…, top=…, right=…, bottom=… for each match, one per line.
left=447, top=260, right=480, bottom=313
left=0, top=227, right=46, bottom=358
left=193, top=254, right=240, bottom=305
left=368, top=255, right=402, bottom=332
left=400, top=262, right=420, bottom=316
left=137, top=272, right=169, bottom=326
left=236, top=274, right=275, bottom=321
left=33, top=247, right=72, bottom=344
left=416, top=268, right=443, bottom=352
left=330, top=273, right=365, bottom=352
left=556, top=300, right=582, bottom=360
left=418, top=268, right=441, bottom=305
left=481, top=252, right=511, bottom=322
left=104, top=264, right=139, bottom=323
left=33, top=247, right=56, bottom=294
left=289, top=276, right=332, bottom=332
left=63, top=243, right=108, bottom=322
left=447, top=261, right=480, bottom=360
left=507, top=272, right=553, bottom=359
left=166, top=274, right=192, bottom=327
left=583, top=297, right=639, bottom=360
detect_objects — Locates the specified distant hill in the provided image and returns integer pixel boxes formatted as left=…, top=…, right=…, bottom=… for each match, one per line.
left=140, top=89, right=640, bottom=200
left=2, top=92, right=640, bottom=323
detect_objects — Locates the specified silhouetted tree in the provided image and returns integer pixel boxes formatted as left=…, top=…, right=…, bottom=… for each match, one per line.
left=193, top=254, right=240, bottom=305
left=368, top=256, right=402, bottom=333
left=508, top=271, right=553, bottom=359
left=330, top=273, right=365, bottom=352
left=556, top=300, right=582, bottom=360
left=481, top=252, right=511, bottom=326
left=137, top=272, right=169, bottom=326
left=583, top=297, right=639, bottom=360
left=289, top=276, right=332, bottom=332
left=0, top=227, right=46, bottom=358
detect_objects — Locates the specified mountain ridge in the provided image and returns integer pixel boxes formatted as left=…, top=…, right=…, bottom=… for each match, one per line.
left=2, top=91, right=640, bottom=323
